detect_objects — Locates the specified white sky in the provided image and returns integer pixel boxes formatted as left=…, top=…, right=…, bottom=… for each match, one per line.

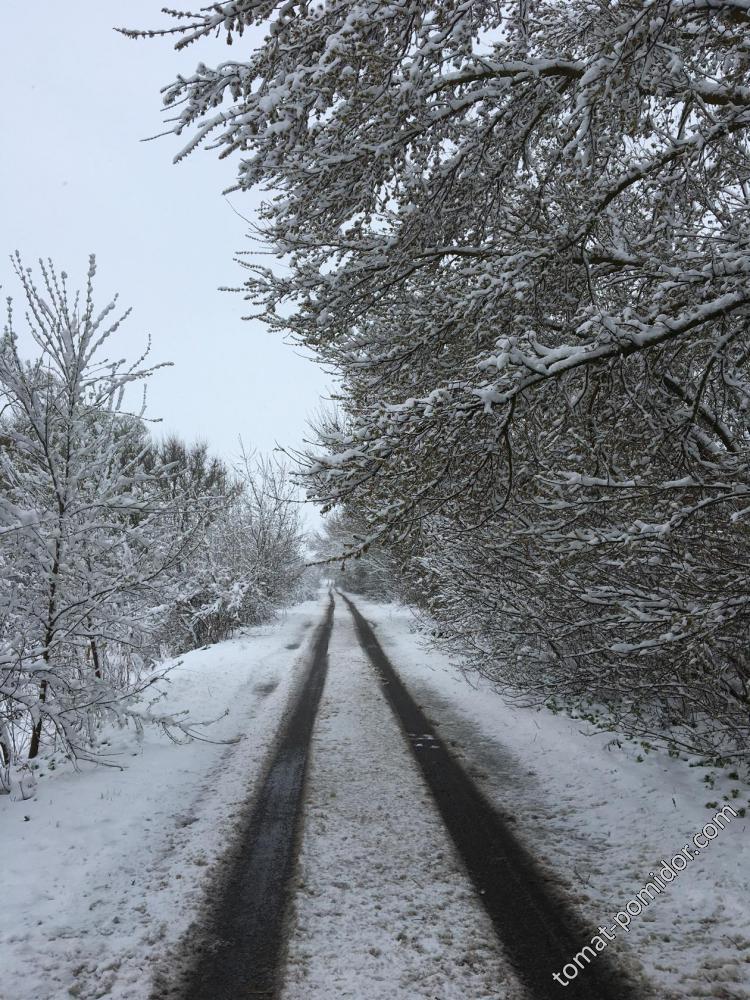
left=0, top=2, right=333, bottom=498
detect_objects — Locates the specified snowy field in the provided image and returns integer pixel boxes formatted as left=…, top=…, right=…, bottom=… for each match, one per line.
left=1, top=599, right=326, bottom=1000
left=358, top=599, right=750, bottom=1000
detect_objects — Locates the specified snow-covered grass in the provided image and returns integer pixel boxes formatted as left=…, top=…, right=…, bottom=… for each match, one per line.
left=1, top=598, right=325, bottom=1000
left=357, top=599, right=750, bottom=1000
left=282, top=610, right=516, bottom=1000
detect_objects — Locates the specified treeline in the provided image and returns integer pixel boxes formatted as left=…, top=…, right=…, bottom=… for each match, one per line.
left=0, top=256, right=308, bottom=787
left=140, top=2, right=750, bottom=763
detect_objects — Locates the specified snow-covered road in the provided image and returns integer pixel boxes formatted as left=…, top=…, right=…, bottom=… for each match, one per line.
left=282, top=605, right=513, bottom=1000
left=2, top=593, right=748, bottom=1000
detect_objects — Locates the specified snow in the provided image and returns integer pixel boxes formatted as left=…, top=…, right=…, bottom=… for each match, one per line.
left=0, top=598, right=325, bottom=1000
left=356, top=599, right=750, bottom=1000
left=4, top=592, right=748, bottom=999
left=281, top=609, right=515, bottom=1000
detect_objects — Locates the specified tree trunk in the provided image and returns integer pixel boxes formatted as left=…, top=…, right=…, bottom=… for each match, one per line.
left=90, top=638, right=102, bottom=680
left=29, top=534, right=61, bottom=760
left=27, top=678, right=48, bottom=759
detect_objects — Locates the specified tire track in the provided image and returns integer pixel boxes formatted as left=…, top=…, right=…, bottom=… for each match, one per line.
left=178, top=595, right=334, bottom=1000
left=342, top=593, right=641, bottom=1000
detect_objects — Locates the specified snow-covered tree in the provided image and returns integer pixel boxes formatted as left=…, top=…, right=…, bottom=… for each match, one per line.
left=0, top=255, right=313, bottom=792
left=0, top=257, right=204, bottom=775
left=151, top=444, right=308, bottom=652
left=132, top=2, right=750, bottom=755
left=314, top=509, right=397, bottom=600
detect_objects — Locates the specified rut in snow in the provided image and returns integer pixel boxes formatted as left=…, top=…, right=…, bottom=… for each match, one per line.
left=342, top=593, right=642, bottom=1000
left=177, top=596, right=334, bottom=1000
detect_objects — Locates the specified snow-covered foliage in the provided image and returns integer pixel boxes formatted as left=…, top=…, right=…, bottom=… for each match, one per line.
left=315, top=510, right=397, bottom=601
left=136, top=3, right=750, bottom=757
left=150, top=443, right=309, bottom=652
left=0, top=257, right=307, bottom=785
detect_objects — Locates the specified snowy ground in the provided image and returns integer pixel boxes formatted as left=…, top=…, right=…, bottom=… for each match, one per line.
left=4, top=594, right=748, bottom=1000
left=357, top=599, right=750, bottom=1000
left=0, top=599, right=325, bottom=1000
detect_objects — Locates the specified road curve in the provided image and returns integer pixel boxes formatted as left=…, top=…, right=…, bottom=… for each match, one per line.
left=179, top=596, right=334, bottom=1000
left=342, top=593, right=641, bottom=1000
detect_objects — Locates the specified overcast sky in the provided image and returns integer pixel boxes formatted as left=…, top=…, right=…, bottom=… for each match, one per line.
left=0, top=3, right=333, bottom=500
